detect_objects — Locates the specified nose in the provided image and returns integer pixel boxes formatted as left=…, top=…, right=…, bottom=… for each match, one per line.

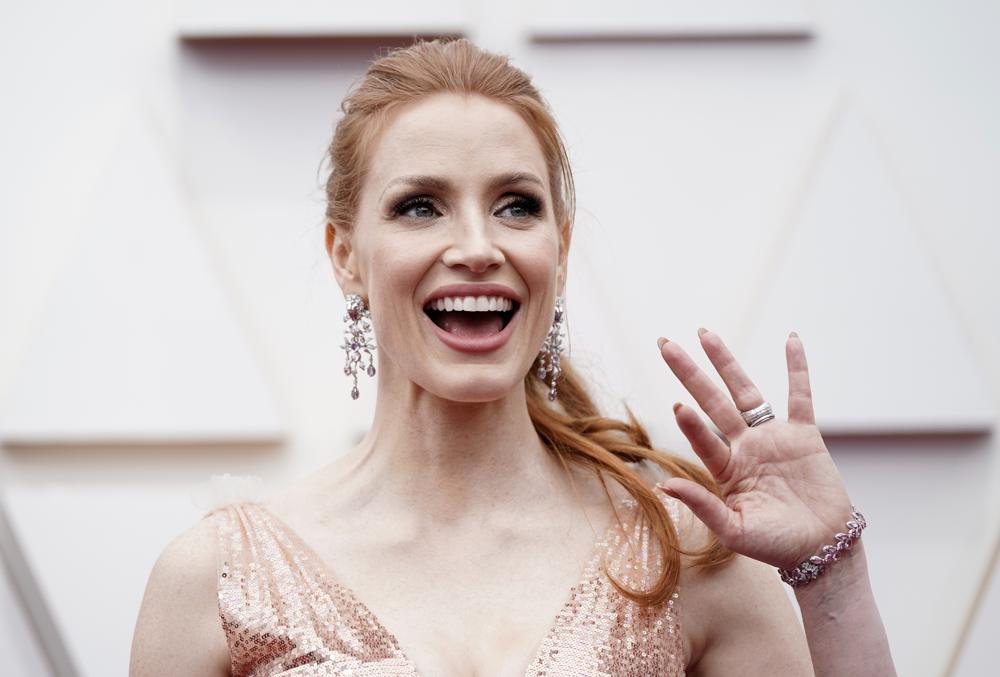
left=440, top=213, right=505, bottom=273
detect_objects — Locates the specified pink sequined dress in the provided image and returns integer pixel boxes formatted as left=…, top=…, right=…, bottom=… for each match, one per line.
left=202, top=461, right=689, bottom=676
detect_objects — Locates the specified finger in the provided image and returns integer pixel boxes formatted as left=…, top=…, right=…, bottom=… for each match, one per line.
left=785, top=332, right=816, bottom=425
left=697, top=328, right=770, bottom=418
left=658, top=338, right=746, bottom=440
left=673, top=402, right=732, bottom=480
left=658, top=479, right=738, bottom=546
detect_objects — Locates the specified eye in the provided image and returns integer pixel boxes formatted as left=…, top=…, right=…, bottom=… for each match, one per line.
left=495, top=194, right=544, bottom=220
left=392, top=196, right=442, bottom=219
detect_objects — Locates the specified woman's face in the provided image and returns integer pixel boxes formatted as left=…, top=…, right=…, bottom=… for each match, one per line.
left=331, top=92, right=567, bottom=403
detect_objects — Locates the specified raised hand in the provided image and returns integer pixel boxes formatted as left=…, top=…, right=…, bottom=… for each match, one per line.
left=656, top=329, right=855, bottom=570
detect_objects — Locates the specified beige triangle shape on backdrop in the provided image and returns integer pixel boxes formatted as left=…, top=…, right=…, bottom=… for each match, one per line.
left=0, top=95, right=284, bottom=444
left=737, top=93, right=993, bottom=434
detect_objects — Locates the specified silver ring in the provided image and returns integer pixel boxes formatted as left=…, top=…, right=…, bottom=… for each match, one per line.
left=741, top=401, right=775, bottom=427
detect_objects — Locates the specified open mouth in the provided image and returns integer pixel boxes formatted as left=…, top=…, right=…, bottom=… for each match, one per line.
left=423, top=295, right=520, bottom=338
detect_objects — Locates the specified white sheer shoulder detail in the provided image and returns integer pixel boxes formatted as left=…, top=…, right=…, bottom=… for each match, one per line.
left=191, top=472, right=266, bottom=515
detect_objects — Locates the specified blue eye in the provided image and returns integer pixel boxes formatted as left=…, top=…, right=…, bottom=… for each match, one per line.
left=390, top=193, right=544, bottom=220
left=496, top=195, right=543, bottom=219
left=393, top=197, right=441, bottom=219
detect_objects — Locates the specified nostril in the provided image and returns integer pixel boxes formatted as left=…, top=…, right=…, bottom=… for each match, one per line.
left=440, top=242, right=506, bottom=272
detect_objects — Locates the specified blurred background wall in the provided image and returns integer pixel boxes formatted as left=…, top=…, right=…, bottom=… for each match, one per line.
left=1, top=1, right=998, bottom=675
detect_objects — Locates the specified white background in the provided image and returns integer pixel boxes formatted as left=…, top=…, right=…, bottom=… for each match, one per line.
left=1, top=1, right=998, bottom=675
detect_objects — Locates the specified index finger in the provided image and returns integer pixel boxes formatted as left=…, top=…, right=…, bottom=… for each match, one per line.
left=658, top=338, right=747, bottom=441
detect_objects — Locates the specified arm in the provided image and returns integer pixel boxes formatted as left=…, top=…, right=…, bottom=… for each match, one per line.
left=129, top=517, right=231, bottom=677
left=688, top=541, right=894, bottom=677
left=793, top=540, right=895, bottom=677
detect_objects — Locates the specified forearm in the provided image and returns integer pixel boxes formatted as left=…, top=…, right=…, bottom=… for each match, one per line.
left=793, top=540, right=896, bottom=677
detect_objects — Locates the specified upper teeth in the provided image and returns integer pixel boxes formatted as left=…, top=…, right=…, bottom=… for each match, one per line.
left=428, top=296, right=515, bottom=312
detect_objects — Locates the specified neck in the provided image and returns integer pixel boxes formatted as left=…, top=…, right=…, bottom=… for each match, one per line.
left=337, top=364, right=573, bottom=524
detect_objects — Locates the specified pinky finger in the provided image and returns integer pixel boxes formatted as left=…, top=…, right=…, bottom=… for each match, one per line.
left=659, top=478, right=738, bottom=547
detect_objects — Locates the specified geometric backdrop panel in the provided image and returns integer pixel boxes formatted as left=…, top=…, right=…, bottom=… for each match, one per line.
left=177, top=0, right=471, bottom=39
left=951, top=530, right=1000, bottom=676
left=0, top=95, right=284, bottom=444
left=739, top=95, right=993, bottom=434
left=530, top=0, right=814, bottom=39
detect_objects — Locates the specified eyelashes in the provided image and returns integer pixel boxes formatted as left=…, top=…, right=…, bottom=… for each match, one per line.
left=391, top=196, right=441, bottom=219
left=501, top=194, right=544, bottom=219
left=390, top=193, right=545, bottom=221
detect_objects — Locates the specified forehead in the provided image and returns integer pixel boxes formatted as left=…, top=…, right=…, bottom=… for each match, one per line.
left=365, top=93, right=550, bottom=193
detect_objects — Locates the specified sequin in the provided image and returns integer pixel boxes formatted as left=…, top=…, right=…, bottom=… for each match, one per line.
left=208, top=465, right=687, bottom=676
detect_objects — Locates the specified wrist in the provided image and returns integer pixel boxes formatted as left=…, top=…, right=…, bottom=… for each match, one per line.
left=778, top=505, right=867, bottom=587
left=793, top=538, right=871, bottom=608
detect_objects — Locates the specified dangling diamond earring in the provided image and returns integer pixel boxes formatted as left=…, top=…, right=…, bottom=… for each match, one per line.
left=341, top=294, right=376, bottom=400
left=537, top=296, right=565, bottom=401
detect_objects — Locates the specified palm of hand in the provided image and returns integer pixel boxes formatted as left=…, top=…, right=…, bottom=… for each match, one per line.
left=657, top=330, right=854, bottom=570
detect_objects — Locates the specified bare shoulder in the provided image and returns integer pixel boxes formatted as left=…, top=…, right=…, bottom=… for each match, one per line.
left=670, top=499, right=813, bottom=677
left=129, top=513, right=231, bottom=677
left=620, top=459, right=809, bottom=674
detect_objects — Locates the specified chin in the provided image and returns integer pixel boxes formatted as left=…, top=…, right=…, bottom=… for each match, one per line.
left=417, top=368, right=525, bottom=404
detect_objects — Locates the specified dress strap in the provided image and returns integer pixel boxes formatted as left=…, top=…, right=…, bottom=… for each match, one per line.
left=212, top=502, right=332, bottom=676
left=210, top=501, right=415, bottom=675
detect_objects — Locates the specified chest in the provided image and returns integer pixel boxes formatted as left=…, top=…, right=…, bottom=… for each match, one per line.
left=344, top=570, right=593, bottom=676
left=299, top=518, right=611, bottom=674
left=216, top=501, right=690, bottom=676
left=371, top=605, right=569, bottom=677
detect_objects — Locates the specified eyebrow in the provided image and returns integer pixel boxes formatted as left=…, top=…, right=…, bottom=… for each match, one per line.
left=380, top=171, right=545, bottom=200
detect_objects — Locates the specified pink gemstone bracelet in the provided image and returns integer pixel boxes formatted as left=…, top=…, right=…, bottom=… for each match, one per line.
left=777, top=506, right=867, bottom=587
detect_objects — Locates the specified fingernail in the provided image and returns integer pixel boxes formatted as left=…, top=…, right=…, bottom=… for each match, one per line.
left=790, top=331, right=799, bottom=339
left=697, top=327, right=708, bottom=337
left=672, top=402, right=682, bottom=414
left=657, top=337, right=668, bottom=350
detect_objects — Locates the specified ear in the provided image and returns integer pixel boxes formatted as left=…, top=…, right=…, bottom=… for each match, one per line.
left=325, top=221, right=363, bottom=295
left=556, top=220, right=572, bottom=296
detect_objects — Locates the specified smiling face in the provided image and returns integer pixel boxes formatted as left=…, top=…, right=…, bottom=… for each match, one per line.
left=329, top=92, right=568, bottom=403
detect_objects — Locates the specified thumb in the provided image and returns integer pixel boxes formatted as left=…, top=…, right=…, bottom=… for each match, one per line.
left=659, top=478, right=736, bottom=545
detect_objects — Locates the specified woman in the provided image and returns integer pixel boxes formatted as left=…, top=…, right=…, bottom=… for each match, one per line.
left=130, top=38, right=895, bottom=676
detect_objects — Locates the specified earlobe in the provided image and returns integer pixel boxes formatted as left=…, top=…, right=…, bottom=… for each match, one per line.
left=556, top=224, right=571, bottom=296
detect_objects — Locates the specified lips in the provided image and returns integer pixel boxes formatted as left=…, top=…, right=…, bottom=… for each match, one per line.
left=421, top=285, right=522, bottom=353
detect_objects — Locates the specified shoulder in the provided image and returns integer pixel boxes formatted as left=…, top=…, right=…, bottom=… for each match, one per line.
left=625, top=459, right=811, bottom=674
left=649, top=486, right=812, bottom=676
left=129, top=513, right=231, bottom=677
left=681, top=550, right=812, bottom=676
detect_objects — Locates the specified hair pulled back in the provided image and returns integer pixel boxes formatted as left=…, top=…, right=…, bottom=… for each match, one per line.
left=324, top=37, right=732, bottom=607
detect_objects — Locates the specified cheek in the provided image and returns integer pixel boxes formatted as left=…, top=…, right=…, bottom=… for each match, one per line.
left=369, top=244, right=428, bottom=294
left=507, top=232, right=563, bottom=357
left=357, top=237, right=433, bottom=342
left=508, top=231, right=562, bottom=290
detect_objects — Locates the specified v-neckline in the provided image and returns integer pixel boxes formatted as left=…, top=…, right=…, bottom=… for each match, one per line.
left=249, top=495, right=634, bottom=676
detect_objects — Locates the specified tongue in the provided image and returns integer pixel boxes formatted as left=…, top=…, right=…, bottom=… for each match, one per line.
left=440, top=311, right=504, bottom=337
